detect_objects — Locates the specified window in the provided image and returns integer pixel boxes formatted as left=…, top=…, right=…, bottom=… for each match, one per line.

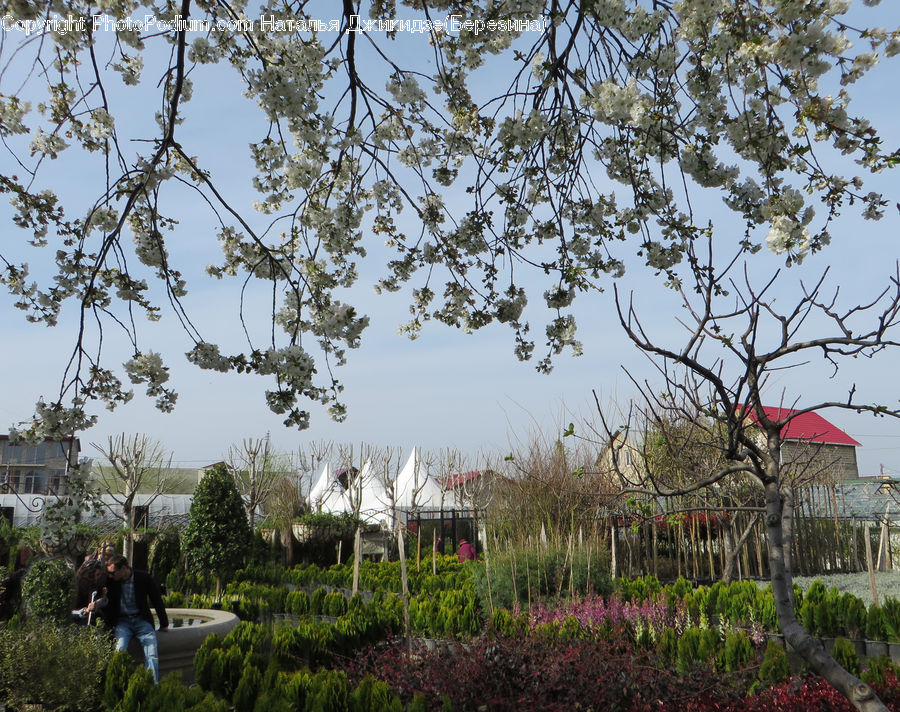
left=22, top=470, right=48, bottom=495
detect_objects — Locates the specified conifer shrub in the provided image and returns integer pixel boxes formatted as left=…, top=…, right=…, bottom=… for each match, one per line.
left=753, top=640, right=791, bottom=692
left=720, top=630, right=753, bottom=672
left=832, top=637, right=861, bottom=677
left=862, top=655, right=900, bottom=687
left=232, top=663, right=263, bottom=712
left=868, top=605, right=888, bottom=641
left=287, top=589, right=310, bottom=615
left=103, top=650, right=138, bottom=710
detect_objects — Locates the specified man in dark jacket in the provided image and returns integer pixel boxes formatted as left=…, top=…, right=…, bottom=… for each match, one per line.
left=101, top=555, right=168, bottom=682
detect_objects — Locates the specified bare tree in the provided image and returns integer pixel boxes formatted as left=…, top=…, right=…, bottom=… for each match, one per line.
left=263, top=474, right=308, bottom=566
left=600, top=240, right=900, bottom=712
left=226, top=436, right=283, bottom=530
left=91, top=434, right=176, bottom=560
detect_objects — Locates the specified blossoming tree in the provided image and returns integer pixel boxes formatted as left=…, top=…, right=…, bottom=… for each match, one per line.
left=1, top=0, right=900, bottom=708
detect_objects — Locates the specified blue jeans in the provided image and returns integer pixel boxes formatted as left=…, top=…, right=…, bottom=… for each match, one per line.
left=114, top=615, right=159, bottom=683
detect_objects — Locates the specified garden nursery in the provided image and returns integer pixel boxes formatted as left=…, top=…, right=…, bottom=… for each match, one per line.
left=5, top=466, right=900, bottom=712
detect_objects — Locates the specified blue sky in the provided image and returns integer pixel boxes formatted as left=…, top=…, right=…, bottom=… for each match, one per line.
left=1, top=2, right=899, bottom=476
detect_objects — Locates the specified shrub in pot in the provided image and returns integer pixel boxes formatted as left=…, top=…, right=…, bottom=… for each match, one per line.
left=832, top=636, right=861, bottom=676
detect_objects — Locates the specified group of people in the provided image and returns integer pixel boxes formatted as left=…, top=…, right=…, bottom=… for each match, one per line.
left=75, top=545, right=168, bottom=683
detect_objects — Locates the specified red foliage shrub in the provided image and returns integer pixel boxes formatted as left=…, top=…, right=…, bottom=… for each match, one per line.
left=343, top=632, right=758, bottom=712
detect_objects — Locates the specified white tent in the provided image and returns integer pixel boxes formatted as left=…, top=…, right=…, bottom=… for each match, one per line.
left=353, top=459, right=393, bottom=525
left=395, top=448, right=447, bottom=510
left=308, top=462, right=348, bottom=513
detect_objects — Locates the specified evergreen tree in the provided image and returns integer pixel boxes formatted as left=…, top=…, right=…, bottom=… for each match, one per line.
left=183, top=464, right=251, bottom=598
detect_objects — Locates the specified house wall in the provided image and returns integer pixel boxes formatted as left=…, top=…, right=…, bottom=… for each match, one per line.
left=781, top=441, right=859, bottom=481
left=0, top=437, right=80, bottom=496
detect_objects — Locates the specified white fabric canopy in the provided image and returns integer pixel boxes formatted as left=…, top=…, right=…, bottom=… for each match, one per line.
left=395, top=448, right=447, bottom=510
left=353, top=459, right=392, bottom=525
left=308, top=462, right=348, bottom=513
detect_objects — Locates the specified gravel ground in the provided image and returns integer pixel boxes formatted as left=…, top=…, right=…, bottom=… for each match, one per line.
left=780, top=571, right=900, bottom=606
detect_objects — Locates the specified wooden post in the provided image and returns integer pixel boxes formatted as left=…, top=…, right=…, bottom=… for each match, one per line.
left=610, top=522, right=617, bottom=579
left=865, top=522, right=880, bottom=607
left=397, top=521, right=411, bottom=652
left=851, top=516, right=861, bottom=572
left=432, top=528, right=437, bottom=576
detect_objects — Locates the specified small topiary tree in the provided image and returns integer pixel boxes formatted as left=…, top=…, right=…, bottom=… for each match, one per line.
left=833, top=637, right=861, bottom=677
left=22, top=558, right=73, bottom=622
left=867, top=606, right=888, bottom=642
left=753, top=640, right=791, bottom=693
left=183, top=464, right=251, bottom=598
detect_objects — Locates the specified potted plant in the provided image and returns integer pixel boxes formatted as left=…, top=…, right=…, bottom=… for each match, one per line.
left=880, top=597, right=900, bottom=663
left=866, top=605, right=889, bottom=659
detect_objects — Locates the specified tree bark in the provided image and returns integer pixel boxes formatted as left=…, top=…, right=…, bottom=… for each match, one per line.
left=765, top=482, right=888, bottom=712
left=721, top=513, right=760, bottom=584
left=397, top=522, right=411, bottom=652
left=352, top=525, right=362, bottom=597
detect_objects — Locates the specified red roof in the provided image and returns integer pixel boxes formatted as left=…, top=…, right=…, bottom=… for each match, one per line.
left=441, top=470, right=488, bottom=490
left=747, top=407, right=861, bottom=447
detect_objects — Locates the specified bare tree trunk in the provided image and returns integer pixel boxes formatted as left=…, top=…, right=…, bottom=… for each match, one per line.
left=865, top=524, right=879, bottom=607
left=765, top=482, right=888, bottom=712
left=610, top=522, right=617, bottom=579
left=721, top=514, right=760, bottom=584
left=123, top=503, right=134, bottom=562
left=397, top=522, right=411, bottom=652
left=352, top=525, right=362, bottom=597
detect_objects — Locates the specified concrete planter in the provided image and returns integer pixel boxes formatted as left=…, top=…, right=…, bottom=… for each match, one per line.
left=866, top=640, right=889, bottom=659
left=127, top=608, right=239, bottom=684
left=889, top=642, right=900, bottom=664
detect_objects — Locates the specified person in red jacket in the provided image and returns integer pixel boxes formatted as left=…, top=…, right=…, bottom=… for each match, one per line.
left=457, top=538, right=477, bottom=563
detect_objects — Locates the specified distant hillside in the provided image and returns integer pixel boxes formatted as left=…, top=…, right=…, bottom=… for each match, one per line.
left=89, top=465, right=198, bottom=495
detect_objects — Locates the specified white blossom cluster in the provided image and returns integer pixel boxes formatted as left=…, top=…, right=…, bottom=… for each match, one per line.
left=1, top=0, right=898, bottom=441
left=124, top=351, right=177, bottom=411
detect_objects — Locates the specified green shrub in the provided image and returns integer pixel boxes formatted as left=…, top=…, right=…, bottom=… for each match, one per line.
left=287, top=589, right=310, bottom=615
left=863, top=655, right=900, bottom=687
left=350, top=674, right=402, bottom=712
left=881, top=597, right=900, bottom=643
left=867, top=605, right=887, bottom=641
left=224, top=620, right=270, bottom=654
left=840, top=593, right=868, bottom=639
left=468, top=547, right=611, bottom=610
left=0, top=621, right=114, bottom=711
left=311, top=586, right=327, bottom=615
left=233, top=663, right=263, bottom=712
left=120, top=666, right=155, bottom=712
left=753, top=640, right=791, bottom=692
left=720, top=630, right=752, bottom=672
left=832, top=637, right=860, bottom=676
left=22, top=558, right=73, bottom=621
left=676, top=627, right=702, bottom=674
left=194, top=633, right=223, bottom=690
left=149, top=526, right=182, bottom=588
left=104, top=650, right=138, bottom=710
left=324, top=590, right=347, bottom=617
left=658, top=627, right=678, bottom=665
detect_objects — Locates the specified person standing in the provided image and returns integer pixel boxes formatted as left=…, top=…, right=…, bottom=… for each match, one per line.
left=457, top=538, right=477, bottom=563
left=99, top=555, right=168, bottom=683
